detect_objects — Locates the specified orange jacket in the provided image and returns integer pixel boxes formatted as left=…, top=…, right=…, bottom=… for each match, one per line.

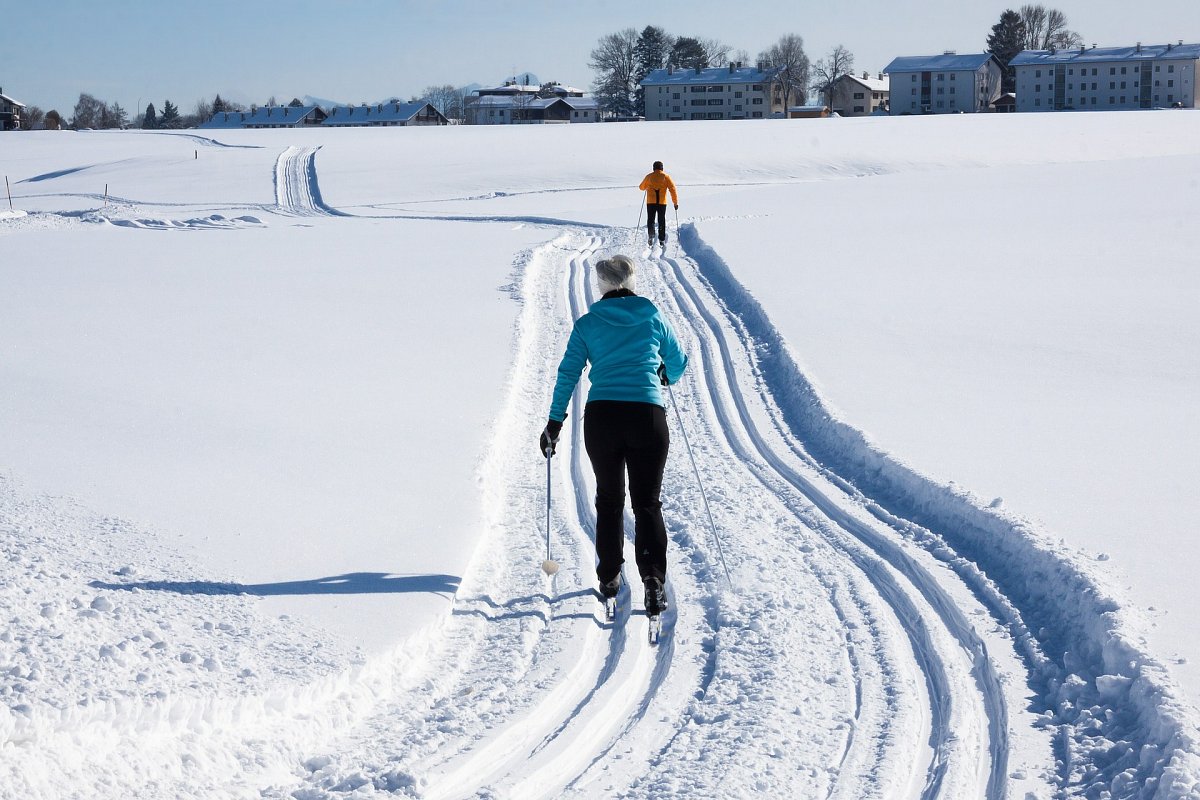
left=639, top=170, right=678, bottom=206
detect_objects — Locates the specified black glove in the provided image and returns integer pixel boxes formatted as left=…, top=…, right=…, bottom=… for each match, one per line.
left=657, top=362, right=669, bottom=386
left=540, top=418, right=564, bottom=457
left=673, top=204, right=679, bottom=210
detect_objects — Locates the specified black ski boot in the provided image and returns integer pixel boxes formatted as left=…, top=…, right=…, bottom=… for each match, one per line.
left=644, top=577, right=666, bottom=644
left=600, top=576, right=620, bottom=622
left=644, top=577, right=667, bottom=616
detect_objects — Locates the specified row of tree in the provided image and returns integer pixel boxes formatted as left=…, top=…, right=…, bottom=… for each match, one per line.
left=987, top=4, right=1083, bottom=93
left=589, top=25, right=861, bottom=117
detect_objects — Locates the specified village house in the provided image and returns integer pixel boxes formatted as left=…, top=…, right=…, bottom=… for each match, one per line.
left=1010, top=42, right=1199, bottom=111
left=464, top=81, right=598, bottom=125
left=883, top=52, right=1002, bottom=114
left=1, top=88, right=26, bottom=130
left=200, top=104, right=327, bottom=129
left=830, top=72, right=890, bottom=116
left=640, top=64, right=792, bottom=121
left=322, top=102, right=447, bottom=127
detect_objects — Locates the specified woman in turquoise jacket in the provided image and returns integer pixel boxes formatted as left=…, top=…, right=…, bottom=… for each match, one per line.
left=540, top=254, right=688, bottom=616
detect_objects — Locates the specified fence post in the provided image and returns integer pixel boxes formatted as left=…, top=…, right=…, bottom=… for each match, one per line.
left=5, top=176, right=11, bottom=211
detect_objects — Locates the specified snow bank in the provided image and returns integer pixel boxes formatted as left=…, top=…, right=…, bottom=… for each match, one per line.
left=681, top=222, right=1200, bottom=799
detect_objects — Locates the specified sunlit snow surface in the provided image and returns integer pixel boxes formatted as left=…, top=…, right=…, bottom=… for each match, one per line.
left=1, top=115, right=1198, bottom=798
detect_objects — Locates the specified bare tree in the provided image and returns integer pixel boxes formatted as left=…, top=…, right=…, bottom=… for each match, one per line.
left=811, top=45, right=856, bottom=112
left=590, top=28, right=639, bottom=117
left=23, top=105, right=45, bottom=130
left=758, top=34, right=811, bottom=110
left=701, top=37, right=733, bottom=68
left=193, top=98, right=213, bottom=125
left=420, top=84, right=463, bottom=119
left=731, top=49, right=751, bottom=67
left=1020, top=4, right=1082, bottom=49
left=70, top=93, right=106, bottom=129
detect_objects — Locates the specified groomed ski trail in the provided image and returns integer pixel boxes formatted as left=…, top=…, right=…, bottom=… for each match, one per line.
left=273, top=145, right=343, bottom=216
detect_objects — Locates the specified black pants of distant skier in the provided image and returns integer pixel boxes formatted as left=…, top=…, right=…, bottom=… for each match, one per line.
left=646, top=203, right=667, bottom=243
left=584, top=400, right=670, bottom=586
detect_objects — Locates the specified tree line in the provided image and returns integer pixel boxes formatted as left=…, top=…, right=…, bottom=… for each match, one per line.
left=589, top=25, right=866, bottom=117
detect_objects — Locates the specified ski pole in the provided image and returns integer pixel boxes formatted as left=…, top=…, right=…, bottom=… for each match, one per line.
left=667, top=383, right=733, bottom=588
left=634, top=190, right=646, bottom=243
left=673, top=204, right=681, bottom=256
left=542, top=447, right=560, bottom=576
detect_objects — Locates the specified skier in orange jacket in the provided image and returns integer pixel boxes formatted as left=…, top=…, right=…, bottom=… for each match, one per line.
left=638, top=161, right=678, bottom=248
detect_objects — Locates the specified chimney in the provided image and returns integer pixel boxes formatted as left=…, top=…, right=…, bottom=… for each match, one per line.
left=667, top=65, right=674, bottom=75
left=878, top=72, right=884, bottom=80
left=943, top=50, right=957, bottom=56
left=694, top=65, right=701, bottom=75
left=1137, top=42, right=1142, bottom=52
left=729, top=63, right=735, bottom=73
left=863, top=70, right=869, bottom=79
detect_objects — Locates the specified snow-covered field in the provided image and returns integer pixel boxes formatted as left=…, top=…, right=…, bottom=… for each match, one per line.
left=1, top=112, right=1198, bottom=798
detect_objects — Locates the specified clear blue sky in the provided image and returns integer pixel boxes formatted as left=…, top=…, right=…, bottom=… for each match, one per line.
left=4, top=0, right=1198, bottom=115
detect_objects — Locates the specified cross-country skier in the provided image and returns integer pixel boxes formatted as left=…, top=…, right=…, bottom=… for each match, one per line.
left=639, top=161, right=678, bottom=248
left=540, top=254, right=688, bottom=621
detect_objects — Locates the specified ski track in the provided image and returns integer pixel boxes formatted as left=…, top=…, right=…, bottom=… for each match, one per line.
left=10, top=143, right=1199, bottom=799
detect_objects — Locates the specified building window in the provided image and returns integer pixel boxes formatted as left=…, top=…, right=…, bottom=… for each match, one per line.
left=672, top=93, right=680, bottom=99
left=1156, top=65, right=1161, bottom=72
left=912, top=87, right=917, bottom=95
left=707, top=99, right=722, bottom=105
left=752, top=98, right=763, bottom=104
left=1110, top=82, right=1116, bottom=89
left=937, top=87, right=944, bottom=95
left=1110, top=67, right=1116, bottom=75
left=937, top=73, right=945, bottom=81
left=1168, top=94, right=1175, bottom=103
left=1168, top=79, right=1175, bottom=87
left=911, top=74, right=917, bottom=82
left=1036, top=69, right=1042, bottom=77
left=1035, top=98, right=1041, bottom=106
left=1169, top=64, right=1175, bottom=73
left=1092, top=82, right=1097, bottom=90
left=752, top=111, right=763, bottom=118
left=734, top=91, right=743, bottom=98
left=1121, top=66, right=1127, bottom=74
left=854, top=105, right=865, bottom=113
left=1120, top=96, right=1126, bottom=103
left=937, top=100, right=944, bottom=108
left=853, top=92, right=864, bottom=99
left=1109, top=97, right=1116, bottom=104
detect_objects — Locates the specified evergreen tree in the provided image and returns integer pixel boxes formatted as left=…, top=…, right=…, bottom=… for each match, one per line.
left=212, top=94, right=227, bottom=114
left=634, top=25, right=673, bottom=114
left=288, top=97, right=304, bottom=107
left=669, top=36, right=708, bottom=70
left=987, top=9, right=1027, bottom=94
left=159, top=99, right=181, bottom=128
left=108, top=102, right=128, bottom=129
left=142, top=103, right=158, bottom=129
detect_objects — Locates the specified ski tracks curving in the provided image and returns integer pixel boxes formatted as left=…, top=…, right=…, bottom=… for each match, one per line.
left=268, top=227, right=1058, bottom=799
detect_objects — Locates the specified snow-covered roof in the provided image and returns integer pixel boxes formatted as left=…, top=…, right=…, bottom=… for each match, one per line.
left=842, top=74, right=890, bottom=92
left=640, top=65, right=784, bottom=87
left=1011, top=43, right=1200, bottom=66
left=0, top=92, right=26, bottom=107
left=884, top=53, right=998, bottom=73
left=198, top=111, right=251, bottom=129
left=240, top=105, right=324, bottom=126
left=475, top=83, right=541, bottom=96
left=322, top=102, right=442, bottom=126
left=560, top=96, right=598, bottom=110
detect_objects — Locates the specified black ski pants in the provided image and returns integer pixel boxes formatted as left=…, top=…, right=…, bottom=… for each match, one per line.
left=646, top=203, right=667, bottom=243
left=583, top=400, right=670, bottom=586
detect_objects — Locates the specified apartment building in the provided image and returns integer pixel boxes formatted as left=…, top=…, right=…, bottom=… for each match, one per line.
left=1010, top=42, right=1199, bottom=111
left=883, top=52, right=1002, bottom=114
left=830, top=73, right=890, bottom=116
left=640, top=64, right=790, bottom=121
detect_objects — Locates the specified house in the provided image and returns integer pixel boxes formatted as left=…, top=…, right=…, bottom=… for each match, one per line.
left=640, top=63, right=792, bottom=121
left=322, top=102, right=448, bottom=127
left=465, top=81, right=598, bottom=124
left=788, top=105, right=832, bottom=119
left=1010, top=42, right=1200, bottom=111
left=1, top=88, right=26, bottom=131
left=993, top=93, right=1017, bottom=112
left=830, top=73, right=890, bottom=116
left=883, top=52, right=1002, bottom=114
left=200, top=104, right=327, bottom=129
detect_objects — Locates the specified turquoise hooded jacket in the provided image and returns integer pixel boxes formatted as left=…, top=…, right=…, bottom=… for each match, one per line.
left=549, top=292, right=688, bottom=422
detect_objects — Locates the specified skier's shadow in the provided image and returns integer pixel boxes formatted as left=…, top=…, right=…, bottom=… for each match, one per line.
left=89, top=572, right=460, bottom=598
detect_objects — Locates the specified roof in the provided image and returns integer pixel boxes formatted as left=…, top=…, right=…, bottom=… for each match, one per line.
left=560, top=96, right=598, bottom=110
left=640, top=65, right=784, bottom=87
left=840, top=74, right=890, bottom=92
left=198, top=112, right=250, bottom=129
left=240, top=105, right=324, bottom=126
left=884, top=53, right=999, bottom=73
left=475, top=83, right=541, bottom=96
left=322, top=102, right=442, bottom=125
left=0, top=92, right=26, bottom=108
left=1010, top=43, right=1200, bottom=66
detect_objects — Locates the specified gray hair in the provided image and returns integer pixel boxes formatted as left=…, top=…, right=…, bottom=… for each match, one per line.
left=595, top=254, right=636, bottom=293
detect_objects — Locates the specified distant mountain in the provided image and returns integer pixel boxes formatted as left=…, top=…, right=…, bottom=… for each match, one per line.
left=302, top=95, right=344, bottom=109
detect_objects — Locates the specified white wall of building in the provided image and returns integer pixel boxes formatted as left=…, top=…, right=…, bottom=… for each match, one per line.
left=1016, top=58, right=1197, bottom=111
left=890, top=65, right=999, bottom=114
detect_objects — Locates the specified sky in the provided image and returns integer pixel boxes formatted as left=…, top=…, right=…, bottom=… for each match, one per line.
left=3, top=0, right=1200, bottom=116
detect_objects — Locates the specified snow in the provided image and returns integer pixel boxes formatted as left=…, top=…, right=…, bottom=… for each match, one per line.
left=1, top=112, right=1199, bottom=798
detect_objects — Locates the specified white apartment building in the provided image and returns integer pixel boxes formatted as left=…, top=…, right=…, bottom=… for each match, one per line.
left=883, top=52, right=1002, bottom=114
left=1010, top=42, right=1199, bottom=111
left=639, top=64, right=790, bottom=121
